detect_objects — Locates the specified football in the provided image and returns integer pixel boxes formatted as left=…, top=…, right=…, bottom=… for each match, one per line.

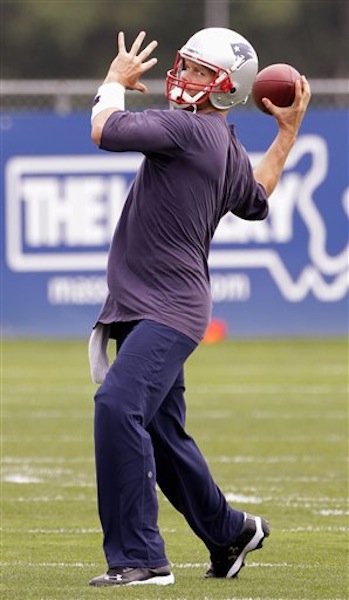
left=252, top=63, right=301, bottom=114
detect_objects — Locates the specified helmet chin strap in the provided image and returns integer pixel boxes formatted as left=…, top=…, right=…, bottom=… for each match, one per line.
left=169, top=102, right=197, bottom=113
left=168, top=85, right=206, bottom=110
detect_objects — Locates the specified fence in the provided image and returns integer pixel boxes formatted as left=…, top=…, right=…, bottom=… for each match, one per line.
left=1, top=78, right=348, bottom=113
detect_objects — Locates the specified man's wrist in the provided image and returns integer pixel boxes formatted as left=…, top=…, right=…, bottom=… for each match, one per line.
left=91, top=82, right=125, bottom=122
left=277, top=127, right=297, bottom=147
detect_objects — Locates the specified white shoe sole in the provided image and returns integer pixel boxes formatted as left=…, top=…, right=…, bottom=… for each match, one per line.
left=89, top=572, right=175, bottom=586
left=129, top=573, right=175, bottom=586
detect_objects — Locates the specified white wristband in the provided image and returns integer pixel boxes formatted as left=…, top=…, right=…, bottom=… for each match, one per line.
left=91, top=82, right=125, bottom=122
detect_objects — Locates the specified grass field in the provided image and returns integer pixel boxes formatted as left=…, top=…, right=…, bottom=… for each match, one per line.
left=1, top=337, right=348, bottom=600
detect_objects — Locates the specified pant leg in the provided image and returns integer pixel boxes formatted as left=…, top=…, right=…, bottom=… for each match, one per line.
left=94, top=319, right=196, bottom=568
left=147, top=370, right=244, bottom=553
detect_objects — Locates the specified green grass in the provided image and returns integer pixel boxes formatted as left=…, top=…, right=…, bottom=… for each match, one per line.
left=1, top=338, right=348, bottom=600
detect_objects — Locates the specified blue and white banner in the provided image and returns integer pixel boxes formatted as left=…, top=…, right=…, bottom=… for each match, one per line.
left=1, top=110, right=348, bottom=337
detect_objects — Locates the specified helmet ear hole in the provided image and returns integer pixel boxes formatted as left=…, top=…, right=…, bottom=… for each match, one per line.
left=231, top=87, right=236, bottom=93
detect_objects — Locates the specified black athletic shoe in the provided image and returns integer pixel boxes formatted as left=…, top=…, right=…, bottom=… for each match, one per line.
left=205, top=513, right=270, bottom=579
left=89, top=565, right=175, bottom=586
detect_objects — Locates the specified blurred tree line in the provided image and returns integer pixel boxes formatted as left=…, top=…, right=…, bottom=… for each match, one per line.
left=1, top=0, right=348, bottom=80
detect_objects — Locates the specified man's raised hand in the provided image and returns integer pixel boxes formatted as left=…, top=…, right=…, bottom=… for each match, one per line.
left=104, top=31, right=158, bottom=93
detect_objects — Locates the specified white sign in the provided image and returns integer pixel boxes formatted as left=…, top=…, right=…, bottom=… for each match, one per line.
left=5, top=154, right=142, bottom=271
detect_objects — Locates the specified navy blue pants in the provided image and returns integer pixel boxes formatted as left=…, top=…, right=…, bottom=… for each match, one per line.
left=94, top=319, right=244, bottom=568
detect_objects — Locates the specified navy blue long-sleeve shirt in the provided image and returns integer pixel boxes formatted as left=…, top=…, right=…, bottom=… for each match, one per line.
left=96, top=108, right=268, bottom=342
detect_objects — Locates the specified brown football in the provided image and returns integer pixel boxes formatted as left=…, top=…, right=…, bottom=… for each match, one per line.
left=252, top=63, right=301, bottom=114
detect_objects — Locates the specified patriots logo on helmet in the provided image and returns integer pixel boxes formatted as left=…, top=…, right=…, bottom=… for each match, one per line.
left=231, top=43, right=255, bottom=69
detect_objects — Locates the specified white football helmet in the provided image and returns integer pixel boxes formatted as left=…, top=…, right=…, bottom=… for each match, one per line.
left=166, top=27, right=258, bottom=110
